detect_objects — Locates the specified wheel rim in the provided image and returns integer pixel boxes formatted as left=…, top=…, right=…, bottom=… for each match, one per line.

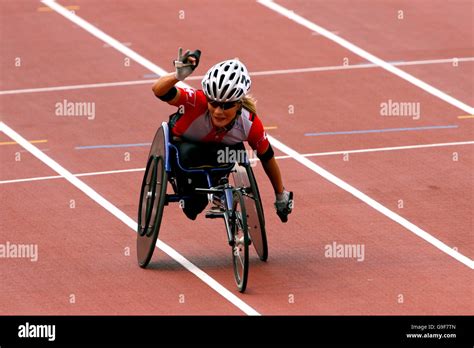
left=146, top=157, right=162, bottom=237
left=233, top=212, right=246, bottom=283
left=231, top=192, right=249, bottom=292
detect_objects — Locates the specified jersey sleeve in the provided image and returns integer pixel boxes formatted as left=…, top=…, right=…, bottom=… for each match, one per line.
left=247, top=114, right=270, bottom=156
left=169, top=87, right=207, bottom=111
left=168, top=88, right=208, bottom=137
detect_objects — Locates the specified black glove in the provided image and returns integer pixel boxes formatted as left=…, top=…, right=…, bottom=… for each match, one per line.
left=274, top=190, right=293, bottom=223
left=173, top=47, right=201, bottom=81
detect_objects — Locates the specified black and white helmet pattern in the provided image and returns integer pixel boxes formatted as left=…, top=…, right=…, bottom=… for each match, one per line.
left=201, top=59, right=251, bottom=102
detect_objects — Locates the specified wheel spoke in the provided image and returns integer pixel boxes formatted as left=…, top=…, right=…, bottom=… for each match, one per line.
left=237, top=248, right=245, bottom=269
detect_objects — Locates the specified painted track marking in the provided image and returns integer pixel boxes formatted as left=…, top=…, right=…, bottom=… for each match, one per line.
left=257, top=0, right=474, bottom=115
left=75, top=143, right=151, bottom=150
left=0, top=139, right=48, bottom=146
left=1, top=57, right=473, bottom=96
left=304, top=125, right=458, bottom=137
left=0, top=168, right=146, bottom=184
left=2, top=141, right=473, bottom=185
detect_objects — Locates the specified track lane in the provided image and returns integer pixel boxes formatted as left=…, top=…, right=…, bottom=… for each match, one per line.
left=312, top=145, right=473, bottom=259
left=0, top=176, right=243, bottom=315
left=401, top=61, right=473, bottom=104
left=0, top=0, right=148, bottom=90
left=0, top=86, right=162, bottom=175
left=57, top=0, right=367, bottom=75
left=0, top=136, right=55, bottom=180
left=277, top=0, right=474, bottom=106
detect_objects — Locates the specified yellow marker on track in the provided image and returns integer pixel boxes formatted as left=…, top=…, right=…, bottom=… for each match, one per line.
left=458, top=115, right=474, bottom=119
left=38, top=5, right=79, bottom=12
left=0, top=139, right=48, bottom=146
left=264, top=126, right=278, bottom=130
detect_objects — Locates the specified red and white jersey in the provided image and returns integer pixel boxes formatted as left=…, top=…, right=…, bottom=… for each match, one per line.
left=169, top=87, right=270, bottom=155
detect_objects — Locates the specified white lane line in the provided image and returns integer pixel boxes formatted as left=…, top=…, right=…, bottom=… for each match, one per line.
left=0, top=121, right=260, bottom=316
left=40, top=0, right=471, bottom=276
left=274, top=140, right=474, bottom=159
left=257, top=0, right=474, bottom=115
left=0, top=80, right=153, bottom=95
left=268, top=134, right=473, bottom=269
left=247, top=57, right=474, bottom=77
left=2, top=140, right=473, bottom=185
left=1, top=174, right=62, bottom=184
left=0, top=168, right=145, bottom=184
left=1, top=57, right=473, bottom=95
left=103, top=41, right=131, bottom=48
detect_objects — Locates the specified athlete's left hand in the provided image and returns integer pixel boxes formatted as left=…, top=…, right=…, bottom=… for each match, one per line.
left=274, top=190, right=293, bottom=223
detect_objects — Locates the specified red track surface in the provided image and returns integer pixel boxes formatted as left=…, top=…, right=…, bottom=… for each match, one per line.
left=1, top=0, right=472, bottom=315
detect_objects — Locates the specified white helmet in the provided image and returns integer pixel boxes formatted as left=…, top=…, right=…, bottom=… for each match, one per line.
left=201, top=59, right=251, bottom=102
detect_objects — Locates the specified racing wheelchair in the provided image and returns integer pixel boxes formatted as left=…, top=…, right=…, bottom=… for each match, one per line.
left=137, top=121, right=268, bottom=292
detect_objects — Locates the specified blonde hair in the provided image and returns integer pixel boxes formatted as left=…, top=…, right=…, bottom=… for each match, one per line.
left=241, top=94, right=257, bottom=114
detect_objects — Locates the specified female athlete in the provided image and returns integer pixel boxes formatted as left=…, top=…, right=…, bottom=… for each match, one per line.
left=152, top=48, right=293, bottom=222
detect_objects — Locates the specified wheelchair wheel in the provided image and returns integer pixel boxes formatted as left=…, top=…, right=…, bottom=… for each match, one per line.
left=231, top=190, right=249, bottom=293
left=231, top=164, right=268, bottom=261
left=137, top=126, right=168, bottom=268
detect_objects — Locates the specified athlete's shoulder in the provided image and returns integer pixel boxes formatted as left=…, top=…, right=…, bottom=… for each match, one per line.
left=240, top=107, right=259, bottom=122
left=173, top=87, right=207, bottom=109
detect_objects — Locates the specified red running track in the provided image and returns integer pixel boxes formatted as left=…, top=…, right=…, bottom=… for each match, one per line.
left=1, top=0, right=472, bottom=315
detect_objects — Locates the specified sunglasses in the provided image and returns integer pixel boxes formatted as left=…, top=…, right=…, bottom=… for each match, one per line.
left=207, top=99, right=238, bottom=110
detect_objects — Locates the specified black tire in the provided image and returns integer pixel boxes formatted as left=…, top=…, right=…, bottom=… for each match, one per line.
left=231, top=163, right=268, bottom=261
left=231, top=190, right=249, bottom=293
left=137, top=155, right=157, bottom=237
left=137, top=126, right=168, bottom=268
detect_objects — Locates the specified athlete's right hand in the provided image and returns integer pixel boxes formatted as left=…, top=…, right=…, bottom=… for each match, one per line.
left=173, top=47, right=201, bottom=81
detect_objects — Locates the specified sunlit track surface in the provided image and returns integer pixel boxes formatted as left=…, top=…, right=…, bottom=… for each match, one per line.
left=0, top=0, right=472, bottom=317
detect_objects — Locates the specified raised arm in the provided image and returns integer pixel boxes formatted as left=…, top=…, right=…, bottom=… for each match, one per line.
left=152, top=73, right=181, bottom=104
left=152, top=48, right=201, bottom=104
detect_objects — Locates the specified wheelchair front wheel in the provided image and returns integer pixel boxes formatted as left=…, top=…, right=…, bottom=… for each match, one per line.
left=231, top=164, right=268, bottom=261
left=137, top=124, right=168, bottom=268
left=230, top=190, right=249, bottom=293
left=137, top=155, right=167, bottom=268
left=246, top=165, right=268, bottom=261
